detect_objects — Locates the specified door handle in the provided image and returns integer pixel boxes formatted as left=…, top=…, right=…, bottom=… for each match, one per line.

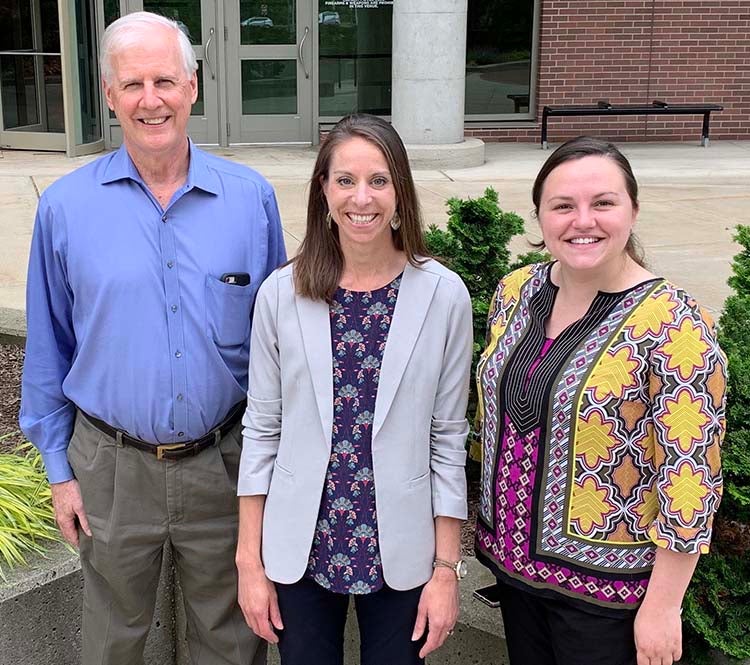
left=298, top=26, right=309, bottom=79
left=205, top=27, right=216, bottom=80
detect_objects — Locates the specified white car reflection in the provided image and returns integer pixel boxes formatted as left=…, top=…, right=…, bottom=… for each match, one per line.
left=241, top=16, right=273, bottom=28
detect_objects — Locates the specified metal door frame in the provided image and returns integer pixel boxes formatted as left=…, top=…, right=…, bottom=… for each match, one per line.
left=100, top=0, right=318, bottom=147
left=223, top=0, right=314, bottom=144
left=101, top=0, right=224, bottom=147
left=0, top=0, right=67, bottom=150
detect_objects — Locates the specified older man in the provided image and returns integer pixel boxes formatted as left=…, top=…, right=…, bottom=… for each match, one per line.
left=20, top=11, right=285, bottom=665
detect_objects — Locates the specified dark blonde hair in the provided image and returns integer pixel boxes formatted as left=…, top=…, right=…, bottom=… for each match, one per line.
left=531, top=136, right=646, bottom=267
left=293, top=114, right=428, bottom=301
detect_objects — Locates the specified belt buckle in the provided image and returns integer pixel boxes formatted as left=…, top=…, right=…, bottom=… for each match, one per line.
left=156, top=443, right=187, bottom=460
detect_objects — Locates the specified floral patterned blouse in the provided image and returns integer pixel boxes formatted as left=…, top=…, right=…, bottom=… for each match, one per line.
left=305, top=276, right=401, bottom=594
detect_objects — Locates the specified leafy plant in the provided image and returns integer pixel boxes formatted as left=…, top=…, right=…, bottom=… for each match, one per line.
left=467, top=48, right=531, bottom=67
left=0, top=436, right=61, bottom=577
left=425, top=187, right=547, bottom=460
left=683, top=225, right=750, bottom=660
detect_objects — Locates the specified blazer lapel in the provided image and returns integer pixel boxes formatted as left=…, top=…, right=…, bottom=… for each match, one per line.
left=373, top=262, right=439, bottom=439
left=295, top=294, right=334, bottom=444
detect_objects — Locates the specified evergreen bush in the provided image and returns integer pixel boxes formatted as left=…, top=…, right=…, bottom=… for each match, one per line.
left=683, top=225, right=750, bottom=661
left=0, top=437, right=60, bottom=577
left=424, top=187, right=547, bottom=459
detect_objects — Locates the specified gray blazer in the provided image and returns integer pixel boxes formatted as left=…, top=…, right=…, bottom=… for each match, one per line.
left=238, top=259, right=473, bottom=590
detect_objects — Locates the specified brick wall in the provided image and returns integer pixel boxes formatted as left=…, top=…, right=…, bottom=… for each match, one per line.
left=468, top=0, right=750, bottom=143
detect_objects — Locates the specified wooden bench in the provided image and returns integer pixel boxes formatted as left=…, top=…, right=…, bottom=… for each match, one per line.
left=541, top=100, right=724, bottom=148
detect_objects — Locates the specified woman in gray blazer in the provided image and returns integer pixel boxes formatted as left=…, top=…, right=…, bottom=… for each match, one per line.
left=235, top=114, right=473, bottom=665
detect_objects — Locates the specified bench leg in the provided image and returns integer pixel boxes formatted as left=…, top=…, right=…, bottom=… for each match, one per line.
left=701, top=112, right=711, bottom=147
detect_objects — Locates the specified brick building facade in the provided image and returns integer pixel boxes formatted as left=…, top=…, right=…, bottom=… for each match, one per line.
left=467, top=0, right=749, bottom=143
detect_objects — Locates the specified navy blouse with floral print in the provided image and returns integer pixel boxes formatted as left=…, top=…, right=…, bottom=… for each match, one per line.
left=305, top=276, right=401, bottom=595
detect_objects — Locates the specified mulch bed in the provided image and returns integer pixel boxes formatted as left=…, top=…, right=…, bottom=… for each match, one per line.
left=0, top=343, right=24, bottom=453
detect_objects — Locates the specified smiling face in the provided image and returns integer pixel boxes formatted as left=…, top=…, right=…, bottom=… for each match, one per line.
left=537, top=155, right=639, bottom=276
left=104, top=25, right=197, bottom=164
left=322, top=136, right=398, bottom=255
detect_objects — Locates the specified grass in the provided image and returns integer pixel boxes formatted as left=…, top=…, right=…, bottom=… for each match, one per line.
left=0, top=434, right=61, bottom=578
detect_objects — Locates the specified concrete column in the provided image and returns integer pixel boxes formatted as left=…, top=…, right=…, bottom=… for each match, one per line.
left=392, top=0, right=467, bottom=144
left=391, top=0, right=484, bottom=167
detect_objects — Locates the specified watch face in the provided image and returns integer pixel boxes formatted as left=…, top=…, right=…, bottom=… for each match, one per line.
left=457, top=560, right=468, bottom=579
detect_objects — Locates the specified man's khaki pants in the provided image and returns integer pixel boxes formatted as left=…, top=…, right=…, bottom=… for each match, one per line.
left=68, top=412, right=265, bottom=665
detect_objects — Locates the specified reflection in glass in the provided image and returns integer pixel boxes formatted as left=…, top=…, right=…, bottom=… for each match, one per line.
left=240, top=0, right=295, bottom=45
left=73, top=0, right=101, bottom=144
left=0, top=0, right=33, bottom=51
left=192, top=62, right=204, bottom=116
left=41, top=0, right=61, bottom=52
left=44, top=56, right=64, bottom=131
left=0, top=56, right=39, bottom=128
left=241, top=60, right=296, bottom=115
left=318, top=0, right=392, bottom=117
left=465, top=0, right=534, bottom=116
left=144, top=0, right=202, bottom=43
left=104, top=0, right=121, bottom=26
left=0, top=54, right=64, bottom=132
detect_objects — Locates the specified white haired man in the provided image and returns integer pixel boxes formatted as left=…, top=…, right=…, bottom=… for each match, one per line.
left=20, top=11, right=285, bottom=665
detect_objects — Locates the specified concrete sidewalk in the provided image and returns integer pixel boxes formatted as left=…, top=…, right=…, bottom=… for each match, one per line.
left=1, top=140, right=749, bottom=333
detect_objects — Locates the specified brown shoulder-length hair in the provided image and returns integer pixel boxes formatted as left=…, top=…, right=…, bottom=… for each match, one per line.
left=292, top=113, right=428, bottom=301
left=531, top=135, right=646, bottom=267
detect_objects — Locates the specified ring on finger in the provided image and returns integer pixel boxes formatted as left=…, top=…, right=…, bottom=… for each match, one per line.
left=447, top=629, right=455, bottom=637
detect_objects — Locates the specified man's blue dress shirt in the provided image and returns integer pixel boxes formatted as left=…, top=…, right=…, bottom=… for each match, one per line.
left=20, top=142, right=286, bottom=483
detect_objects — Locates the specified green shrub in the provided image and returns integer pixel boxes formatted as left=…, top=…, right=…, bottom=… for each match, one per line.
left=683, top=225, right=750, bottom=660
left=467, top=47, right=531, bottom=67
left=424, top=187, right=547, bottom=459
left=0, top=436, right=60, bottom=577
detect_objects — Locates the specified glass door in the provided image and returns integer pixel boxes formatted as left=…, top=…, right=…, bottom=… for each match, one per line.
left=225, top=0, right=313, bottom=143
left=105, top=0, right=221, bottom=145
left=0, top=0, right=66, bottom=150
left=103, top=0, right=314, bottom=146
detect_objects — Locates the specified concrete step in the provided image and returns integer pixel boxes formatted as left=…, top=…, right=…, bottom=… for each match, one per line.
left=0, top=543, right=507, bottom=665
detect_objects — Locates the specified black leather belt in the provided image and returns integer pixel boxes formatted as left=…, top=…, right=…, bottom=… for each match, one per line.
left=81, top=401, right=245, bottom=461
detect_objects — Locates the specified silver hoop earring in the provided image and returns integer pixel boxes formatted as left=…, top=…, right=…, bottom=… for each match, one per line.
left=326, top=212, right=333, bottom=229
left=390, top=213, right=401, bottom=231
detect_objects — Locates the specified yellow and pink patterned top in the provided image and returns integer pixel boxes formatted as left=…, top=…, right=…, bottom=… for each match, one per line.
left=475, top=263, right=726, bottom=612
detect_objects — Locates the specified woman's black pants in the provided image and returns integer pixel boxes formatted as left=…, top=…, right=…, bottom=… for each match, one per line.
left=498, top=581, right=638, bottom=665
left=275, top=577, right=426, bottom=665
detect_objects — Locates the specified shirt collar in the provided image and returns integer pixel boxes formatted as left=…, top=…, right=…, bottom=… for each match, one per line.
left=99, top=140, right=221, bottom=196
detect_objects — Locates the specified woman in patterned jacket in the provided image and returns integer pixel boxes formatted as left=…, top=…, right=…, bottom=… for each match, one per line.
left=475, top=136, right=726, bottom=665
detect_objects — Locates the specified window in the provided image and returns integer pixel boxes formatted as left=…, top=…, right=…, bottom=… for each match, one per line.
left=318, top=0, right=393, bottom=118
left=465, top=0, right=536, bottom=118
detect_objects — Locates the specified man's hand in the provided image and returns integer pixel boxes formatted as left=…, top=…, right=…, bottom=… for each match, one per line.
left=634, top=599, right=683, bottom=665
left=411, top=567, right=459, bottom=659
left=237, top=560, right=284, bottom=644
left=50, top=479, right=91, bottom=548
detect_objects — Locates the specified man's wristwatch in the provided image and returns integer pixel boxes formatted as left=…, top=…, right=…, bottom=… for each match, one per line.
left=433, top=558, right=468, bottom=580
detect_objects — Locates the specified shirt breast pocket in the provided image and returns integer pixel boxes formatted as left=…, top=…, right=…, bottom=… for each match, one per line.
left=205, top=275, right=256, bottom=346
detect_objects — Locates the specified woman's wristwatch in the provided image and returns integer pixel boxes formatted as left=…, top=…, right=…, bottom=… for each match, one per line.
left=433, top=558, right=468, bottom=580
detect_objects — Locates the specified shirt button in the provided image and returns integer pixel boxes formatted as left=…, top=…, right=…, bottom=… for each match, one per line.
left=176, top=393, right=184, bottom=401
left=167, top=261, right=174, bottom=269
left=171, top=304, right=178, bottom=313
left=177, top=431, right=184, bottom=437
left=175, top=350, right=182, bottom=358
